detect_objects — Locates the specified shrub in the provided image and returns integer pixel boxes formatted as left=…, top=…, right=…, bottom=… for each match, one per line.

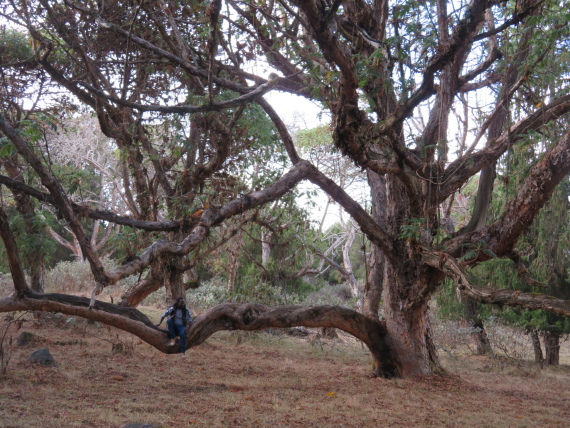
left=45, top=260, right=137, bottom=296
left=186, top=280, right=302, bottom=310
left=304, top=283, right=355, bottom=307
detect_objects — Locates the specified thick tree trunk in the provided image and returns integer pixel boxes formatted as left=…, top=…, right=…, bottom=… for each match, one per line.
left=362, top=171, right=387, bottom=320
left=384, top=300, right=439, bottom=377
left=164, top=259, right=185, bottom=304
left=543, top=331, right=560, bottom=366
left=383, top=265, right=439, bottom=377
left=363, top=244, right=384, bottom=320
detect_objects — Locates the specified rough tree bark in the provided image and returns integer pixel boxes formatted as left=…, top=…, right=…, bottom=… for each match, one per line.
left=543, top=331, right=560, bottom=366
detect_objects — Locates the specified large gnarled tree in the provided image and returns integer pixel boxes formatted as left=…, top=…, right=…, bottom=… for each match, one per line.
left=2, top=0, right=570, bottom=378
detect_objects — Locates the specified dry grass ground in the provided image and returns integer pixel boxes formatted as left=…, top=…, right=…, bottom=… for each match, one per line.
left=1, top=308, right=569, bottom=428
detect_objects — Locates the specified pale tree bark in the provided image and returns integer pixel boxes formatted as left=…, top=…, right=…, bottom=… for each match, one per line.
left=46, top=226, right=82, bottom=261
left=339, top=214, right=359, bottom=304
left=261, top=228, right=272, bottom=269
left=227, top=249, right=239, bottom=293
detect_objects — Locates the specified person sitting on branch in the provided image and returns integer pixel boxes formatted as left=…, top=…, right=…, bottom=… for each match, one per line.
left=157, top=297, right=193, bottom=356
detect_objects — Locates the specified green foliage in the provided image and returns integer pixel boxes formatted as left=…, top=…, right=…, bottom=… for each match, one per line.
left=458, top=241, right=496, bottom=263
left=186, top=280, right=355, bottom=311
left=295, top=126, right=333, bottom=151
left=399, top=218, right=427, bottom=242
left=0, top=29, right=34, bottom=63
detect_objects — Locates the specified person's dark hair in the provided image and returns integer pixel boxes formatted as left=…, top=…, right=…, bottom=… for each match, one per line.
left=174, top=297, right=185, bottom=308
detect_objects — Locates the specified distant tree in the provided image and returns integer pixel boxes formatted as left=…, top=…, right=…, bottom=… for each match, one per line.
left=2, top=0, right=570, bottom=379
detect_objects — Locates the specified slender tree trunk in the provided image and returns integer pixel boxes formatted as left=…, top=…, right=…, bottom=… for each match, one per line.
left=530, top=329, right=544, bottom=363
left=465, top=299, right=493, bottom=355
left=342, top=223, right=360, bottom=302
left=320, top=327, right=338, bottom=339
left=3, top=160, right=46, bottom=292
left=261, top=229, right=272, bottom=268
left=228, top=249, right=239, bottom=293
left=543, top=331, right=560, bottom=366
left=28, top=260, right=46, bottom=293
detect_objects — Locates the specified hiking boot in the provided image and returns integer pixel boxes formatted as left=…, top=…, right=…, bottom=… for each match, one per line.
left=167, top=338, right=176, bottom=346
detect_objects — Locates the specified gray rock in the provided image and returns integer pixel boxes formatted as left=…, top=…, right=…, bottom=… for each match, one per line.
left=17, top=331, right=34, bottom=346
left=27, top=348, right=55, bottom=366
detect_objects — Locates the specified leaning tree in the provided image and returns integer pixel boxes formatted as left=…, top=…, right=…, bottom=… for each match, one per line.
left=2, top=0, right=570, bottom=378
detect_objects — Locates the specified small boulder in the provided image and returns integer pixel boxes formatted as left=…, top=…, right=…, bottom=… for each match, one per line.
left=27, top=348, right=55, bottom=366
left=17, top=331, right=35, bottom=346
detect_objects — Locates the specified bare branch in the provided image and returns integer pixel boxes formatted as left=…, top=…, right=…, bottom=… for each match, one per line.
left=186, top=302, right=397, bottom=377
left=441, top=94, right=570, bottom=198
left=78, top=78, right=283, bottom=114
left=305, top=164, right=396, bottom=262
left=379, top=0, right=496, bottom=135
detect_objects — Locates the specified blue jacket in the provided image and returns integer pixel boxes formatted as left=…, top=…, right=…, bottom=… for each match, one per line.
left=161, top=306, right=193, bottom=326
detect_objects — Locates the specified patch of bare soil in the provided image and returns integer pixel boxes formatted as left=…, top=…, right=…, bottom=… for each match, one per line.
left=1, top=310, right=569, bottom=428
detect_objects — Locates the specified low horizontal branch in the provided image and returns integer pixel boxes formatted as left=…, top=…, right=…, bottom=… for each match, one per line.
left=187, top=303, right=385, bottom=347
left=0, top=293, right=396, bottom=376
left=0, top=292, right=175, bottom=352
left=423, top=249, right=570, bottom=317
